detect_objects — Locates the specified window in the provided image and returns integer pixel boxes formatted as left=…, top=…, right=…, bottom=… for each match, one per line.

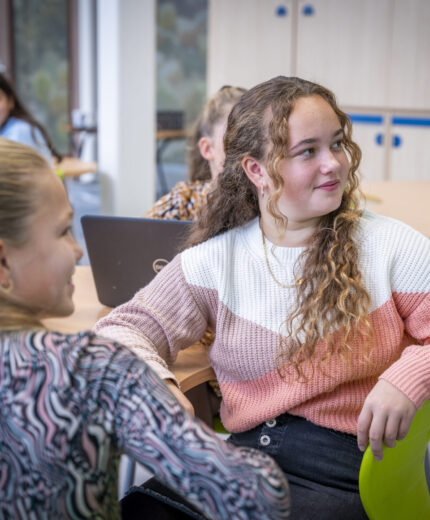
left=156, top=0, right=208, bottom=194
left=11, top=0, right=70, bottom=154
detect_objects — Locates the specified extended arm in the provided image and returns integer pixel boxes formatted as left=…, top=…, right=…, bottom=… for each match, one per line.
left=94, top=255, right=209, bottom=384
left=114, top=357, right=290, bottom=520
left=358, top=226, right=430, bottom=459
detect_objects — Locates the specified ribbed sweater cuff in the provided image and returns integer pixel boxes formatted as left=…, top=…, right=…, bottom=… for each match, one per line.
left=379, top=348, right=430, bottom=408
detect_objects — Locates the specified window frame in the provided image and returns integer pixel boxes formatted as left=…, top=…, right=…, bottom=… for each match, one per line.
left=0, top=0, right=80, bottom=155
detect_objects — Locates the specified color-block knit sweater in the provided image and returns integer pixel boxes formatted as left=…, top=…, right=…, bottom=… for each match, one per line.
left=94, top=211, right=430, bottom=435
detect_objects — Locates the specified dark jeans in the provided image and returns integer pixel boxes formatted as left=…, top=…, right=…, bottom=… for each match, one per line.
left=121, top=477, right=207, bottom=519
left=228, top=412, right=368, bottom=520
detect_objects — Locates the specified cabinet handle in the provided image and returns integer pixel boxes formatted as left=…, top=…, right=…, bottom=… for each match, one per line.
left=275, top=5, right=288, bottom=16
left=375, top=133, right=384, bottom=146
left=392, top=135, right=402, bottom=148
left=302, top=4, right=315, bottom=16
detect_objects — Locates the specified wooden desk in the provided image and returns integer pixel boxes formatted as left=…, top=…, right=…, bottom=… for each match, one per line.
left=54, top=156, right=98, bottom=179
left=43, top=266, right=215, bottom=392
left=156, top=129, right=187, bottom=140
left=362, top=181, right=430, bottom=237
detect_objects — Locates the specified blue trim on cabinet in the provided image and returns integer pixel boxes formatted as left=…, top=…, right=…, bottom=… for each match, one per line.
left=391, top=117, right=430, bottom=127
left=348, top=114, right=384, bottom=124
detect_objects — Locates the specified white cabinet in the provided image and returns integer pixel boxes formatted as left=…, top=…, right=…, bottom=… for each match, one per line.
left=389, top=118, right=430, bottom=181
left=388, top=0, right=430, bottom=110
left=350, top=114, right=430, bottom=182
left=349, top=115, right=387, bottom=183
left=208, top=0, right=430, bottom=181
left=295, top=0, right=393, bottom=108
left=208, top=0, right=293, bottom=92
left=208, top=0, right=394, bottom=104
left=208, top=0, right=430, bottom=110
left=295, top=0, right=430, bottom=109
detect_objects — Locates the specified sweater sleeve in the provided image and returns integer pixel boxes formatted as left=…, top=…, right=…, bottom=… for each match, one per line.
left=93, top=254, right=209, bottom=383
left=378, top=226, right=430, bottom=407
left=113, top=354, right=290, bottom=520
left=379, top=294, right=430, bottom=407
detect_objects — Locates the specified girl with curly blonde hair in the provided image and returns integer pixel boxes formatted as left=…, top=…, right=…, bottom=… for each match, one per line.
left=96, top=76, right=430, bottom=519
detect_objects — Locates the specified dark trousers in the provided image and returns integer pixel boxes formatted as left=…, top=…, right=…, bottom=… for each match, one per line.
left=228, top=412, right=368, bottom=520
left=121, top=478, right=207, bottom=519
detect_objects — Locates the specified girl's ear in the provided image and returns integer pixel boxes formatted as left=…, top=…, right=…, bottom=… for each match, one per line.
left=198, top=136, right=214, bottom=161
left=241, top=156, right=266, bottom=190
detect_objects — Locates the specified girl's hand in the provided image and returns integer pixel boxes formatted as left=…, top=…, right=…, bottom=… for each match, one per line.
left=357, top=379, right=416, bottom=461
left=165, top=379, right=195, bottom=416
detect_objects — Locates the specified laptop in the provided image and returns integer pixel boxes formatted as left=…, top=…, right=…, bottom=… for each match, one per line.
left=81, top=215, right=192, bottom=307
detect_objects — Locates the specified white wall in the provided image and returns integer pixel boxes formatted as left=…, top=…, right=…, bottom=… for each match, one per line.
left=77, top=0, right=97, bottom=162
left=97, top=0, right=156, bottom=216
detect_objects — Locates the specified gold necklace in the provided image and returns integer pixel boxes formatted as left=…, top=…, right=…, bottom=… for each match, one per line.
left=260, top=222, right=300, bottom=289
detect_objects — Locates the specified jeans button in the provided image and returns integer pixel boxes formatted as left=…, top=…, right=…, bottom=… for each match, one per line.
left=265, top=419, right=277, bottom=428
left=260, top=434, right=271, bottom=446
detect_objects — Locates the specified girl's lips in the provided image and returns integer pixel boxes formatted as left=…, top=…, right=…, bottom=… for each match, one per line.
left=67, top=272, right=75, bottom=288
left=316, top=180, right=340, bottom=191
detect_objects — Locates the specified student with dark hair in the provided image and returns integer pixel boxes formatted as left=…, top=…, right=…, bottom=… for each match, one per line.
left=0, top=72, right=61, bottom=163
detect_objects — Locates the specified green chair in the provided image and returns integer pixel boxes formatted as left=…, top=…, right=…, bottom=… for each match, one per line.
left=359, top=400, right=430, bottom=519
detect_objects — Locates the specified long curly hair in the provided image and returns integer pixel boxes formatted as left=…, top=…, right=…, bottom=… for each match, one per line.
left=187, top=76, right=372, bottom=378
left=187, top=85, right=247, bottom=182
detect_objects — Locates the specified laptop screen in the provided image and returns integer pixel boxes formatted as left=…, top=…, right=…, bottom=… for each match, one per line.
left=81, top=216, right=192, bottom=307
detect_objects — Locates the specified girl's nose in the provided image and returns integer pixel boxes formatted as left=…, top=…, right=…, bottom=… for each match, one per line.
left=73, top=238, right=84, bottom=261
left=320, top=150, right=341, bottom=175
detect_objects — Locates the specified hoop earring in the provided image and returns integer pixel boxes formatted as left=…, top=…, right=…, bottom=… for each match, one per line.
left=0, top=277, right=14, bottom=295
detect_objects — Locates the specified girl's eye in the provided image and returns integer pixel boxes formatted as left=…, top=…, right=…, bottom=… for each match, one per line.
left=300, top=148, right=315, bottom=158
left=62, top=226, right=72, bottom=236
left=332, top=140, right=344, bottom=150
